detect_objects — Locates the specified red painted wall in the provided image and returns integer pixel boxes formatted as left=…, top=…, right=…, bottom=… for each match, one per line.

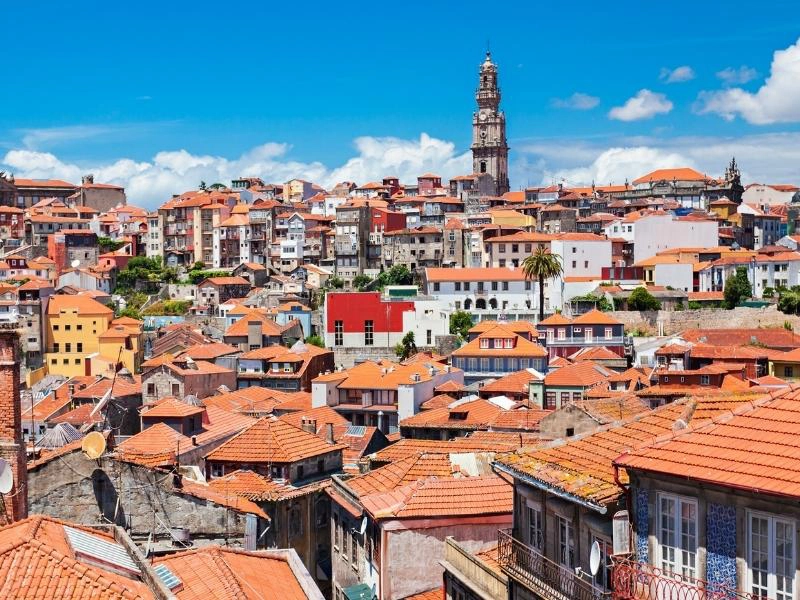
left=326, top=292, right=414, bottom=333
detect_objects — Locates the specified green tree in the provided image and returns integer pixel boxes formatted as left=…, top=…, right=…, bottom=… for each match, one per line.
left=569, top=293, right=613, bottom=312
left=208, top=182, right=226, bottom=190
left=199, top=181, right=207, bottom=191
left=394, top=331, right=417, bottom=360
left=305, top=334, right=325, bottom=348
left=723, top=266, right=753, bottom=309
left=326, top=276, right=344, bottom=290
left=628, top=287, right=661, bottom=311
left=449, top=310, right=474, bottom=340
left=118, top=307, right=142, bottom=320
left=352, top=274, right=372, bottom=291
left=98, top=236, right=125, bottom=254
left=778, top=289, right=800, bottom=315
left=522, top=244, right=564, bottom=322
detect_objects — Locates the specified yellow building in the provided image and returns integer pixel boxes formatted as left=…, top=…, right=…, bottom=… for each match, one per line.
left=489, top=209, right=536, bottom=228
left=770, top=348, right=800, bottom=381
left=96, top=316, right=144, bottom=376
left=45, top=295, right=113, bottom=377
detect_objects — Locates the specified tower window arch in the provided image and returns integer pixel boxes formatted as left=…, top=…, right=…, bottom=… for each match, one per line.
left=483, top=75, right=487, bottom=85
left=480, top=161, right=487, bottom=174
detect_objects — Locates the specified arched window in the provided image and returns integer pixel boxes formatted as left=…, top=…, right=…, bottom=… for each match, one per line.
left=476, top=298, right=486, bottom=310
left=489, top=298, right=498, bottom=309
left=480, top=161, right=487, bottom=173
left=464, top=298, right=473, bottom=310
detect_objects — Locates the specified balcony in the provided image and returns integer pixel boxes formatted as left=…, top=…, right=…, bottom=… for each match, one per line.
left=498, top=530, right=608, bottom=600
left=610, top=556, right=754, bottom=600
left=545, top=336, right=626, bottom=347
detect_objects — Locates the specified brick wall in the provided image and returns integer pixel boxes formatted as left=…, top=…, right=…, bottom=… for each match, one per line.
left=0, top=327, right=27, bottom=522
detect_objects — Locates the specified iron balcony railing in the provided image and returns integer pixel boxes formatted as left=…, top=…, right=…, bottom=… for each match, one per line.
left=544, top=335, right=627, bottom=346
left=610, top=556, right=756, bottom=600
left=498, top=529, right=609, bottom=600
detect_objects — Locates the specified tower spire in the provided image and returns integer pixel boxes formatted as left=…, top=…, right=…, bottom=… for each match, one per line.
left=471, top=51, right=509, bottom=195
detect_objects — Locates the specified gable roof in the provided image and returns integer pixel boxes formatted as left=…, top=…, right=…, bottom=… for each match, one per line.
left=205, top=417, right=346, bottom=464
left=616, top=387, right=800, bottom=499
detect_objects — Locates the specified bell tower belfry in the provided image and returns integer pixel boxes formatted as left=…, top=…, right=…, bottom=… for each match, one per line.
left=471, top=51, right=509, bottom=195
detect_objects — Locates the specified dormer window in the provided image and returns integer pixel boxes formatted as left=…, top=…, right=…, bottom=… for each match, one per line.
left=504, top=338, right=513, bottom=349
left=480, top=338, right=489, bottom=349
left=494, top=338, right=503, bottom=349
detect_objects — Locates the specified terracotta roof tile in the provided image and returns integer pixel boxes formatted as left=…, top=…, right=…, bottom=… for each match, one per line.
left=544, top=361, right=615, bottom=387
left=205, top=417, right=346, bottom=464
left=616, top=386, right=800, bottom=498
left=400, top=399, right=502, bottom=430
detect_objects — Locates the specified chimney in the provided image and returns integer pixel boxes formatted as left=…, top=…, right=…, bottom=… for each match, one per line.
left=82, top=174, right=94, bottom=185
left=377, top=410, right=384, bottom=433
left=301, top=418, right=316, bottom=434
left=0, top=327, right=26, bottom=521
left=325, top=422, right=335, bottom=444
left=247, top=320, right=262, bottom=349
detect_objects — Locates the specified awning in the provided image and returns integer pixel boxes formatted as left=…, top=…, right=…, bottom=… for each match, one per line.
left=343, top=583, right=373, bottom=600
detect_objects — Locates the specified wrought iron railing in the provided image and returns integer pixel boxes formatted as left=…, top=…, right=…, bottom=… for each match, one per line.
left=497, top=529, right=609, bottom=600
left=610, top=556, right=756, bottom=600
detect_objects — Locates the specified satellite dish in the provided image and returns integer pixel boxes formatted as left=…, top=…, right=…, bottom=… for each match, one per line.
left=82, top=432, right=107, bottom=459
left=0, top=458, right=14, bottom=494
left=71, top=259, right=80, bottom=269
left=359, top=517, right=367, bottom=536
left=589, top=540, right=602, bottom=576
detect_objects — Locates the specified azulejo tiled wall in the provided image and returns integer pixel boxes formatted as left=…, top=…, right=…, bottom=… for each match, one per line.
left=635, top=488, right=649, bottom=562
left=706, top=502, right=737, bottom=592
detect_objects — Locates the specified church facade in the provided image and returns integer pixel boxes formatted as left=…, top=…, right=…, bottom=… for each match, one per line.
left=471, top=52, right=510, bottom=196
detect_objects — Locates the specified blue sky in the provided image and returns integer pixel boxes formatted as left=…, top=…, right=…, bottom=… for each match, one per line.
left=3, top=1, right=800, bottom=206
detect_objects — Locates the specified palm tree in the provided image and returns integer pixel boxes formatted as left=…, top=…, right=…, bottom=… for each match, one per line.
left=522, top=244, right=564, bottom=322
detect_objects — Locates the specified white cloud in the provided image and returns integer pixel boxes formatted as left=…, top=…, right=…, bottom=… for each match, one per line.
left=715, top=66, right=758, bottom=85
left=18, top=125, right=119, bottom=150
left=514, top=132, right=800, bottom=188
left=659, top=66, right=695, bottom=83
left=698, top=38, right=800, bottom=124
left=1, top=133, right=471, bottom=208
left=551, top=92, right=600, bottom=110
left=608, top=89, right=673, bottom=121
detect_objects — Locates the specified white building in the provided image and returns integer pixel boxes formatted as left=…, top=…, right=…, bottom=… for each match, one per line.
left=551, top=233, right=612, bottom=279
left=742, top=184, right=800, bottom=206
left=604, top=213, right=719, bottom=264
left=698, top=251, right=800, bottom=298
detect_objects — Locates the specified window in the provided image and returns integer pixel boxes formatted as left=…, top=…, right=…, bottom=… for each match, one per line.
left=525, top=281, right=532, bottom=290
left=77, top=324, right=82, bottom=331
left=604, top=327, right=613, bottom=340
left=527, top=503, right=543, bottom=550
left=657, top=493, right=697, bottom=579
left=65, top=325, right=71, bottom=331
left=785, top=366, right=794, bottom=378
left=351, top=532, right=358, bottom=563
left=700, top=375, right=710, bottom=385
left=545, top=392, right=557, bottom=410
left=171, top=383, right=180, bottom=396
left=53, top=343, right=59, bottom=353
left=74, top=358, right=80, bottom=364
left=433, top=282, right=440, bottom=292
left=53, top=325, right=59, bottom=331
left=525, top=244, right=532, bottom=253
left=560, top=391, right=570, bottom=406
left=585, top=328, right=593, bottom=342
left=77, top=343, right=83, bottom=353
left=494, top=338, right=503, bottom=349
left=147, top=383, right=155, bottom=395
left=464, top=282, right=470, bottom=291
left=480, top=338, right=489, bottom=349
left=591, top=534, right=613, bottom=591
left=334, top=320, right=343, bottom=346
left=499, top=259, right=506, bottom=267
left=748, top=512, right=795, bottom=600
left=504, top=338, right=513, bottom=349
left=455, top=282, right=461, bottom=291
left=566, top=427, right=575, bottom=437
left=491, top=281, right=498, bottom=291
left=572, top=261, right=576, bottom=268
left=65, top=343, right=71, bottom=352
left=426, top=330, right=432, bottom=345
left=499, top=244, right=506, bottom=253
left=364, top=320, right=374, bottom=346
left=557, top=328, right=566, bottom=340
left=333, top=513, right=340, bottom=549
left=477, top=282, right=484, bottom=292
left=558, top=516, right=575, bottom=568
left=480, top=358, right=489, bottom=372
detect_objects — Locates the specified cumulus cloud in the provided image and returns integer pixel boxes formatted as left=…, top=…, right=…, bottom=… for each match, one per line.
left=514, top=132, right=800, bottom=188
left=551, top=92, right=600, bottom=110
left=715, top=65, right=758, bottom=85
left=1, top=133, right=471, bottom=208
left=659, top=66, right=695, bottom=83
left=608, top=89, right=673, bottom=121
left=697, top=38, right=800, bottom=124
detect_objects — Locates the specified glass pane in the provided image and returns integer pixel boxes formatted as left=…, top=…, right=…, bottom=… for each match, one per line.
left=750, top=515, right=769, bottom=598
left=776, top=519, right=794, bottom=600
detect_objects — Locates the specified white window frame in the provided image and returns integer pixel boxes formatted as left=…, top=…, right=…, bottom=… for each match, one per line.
left=526, top=500, right=543, bottom=552
left=656, top=492, right=698, bottom=580
left=747, top=510, right=796, bottom=600
left=557, top=515, right=575, bottom=569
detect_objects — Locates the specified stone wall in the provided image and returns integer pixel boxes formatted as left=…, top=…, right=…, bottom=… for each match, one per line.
left=28, top=451, right=248, bottom=545
left=610, top=305, right=800, bottom=336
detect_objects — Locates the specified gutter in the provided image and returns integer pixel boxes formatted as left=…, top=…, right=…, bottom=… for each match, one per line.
left=493, top=461, right=608, bottom=515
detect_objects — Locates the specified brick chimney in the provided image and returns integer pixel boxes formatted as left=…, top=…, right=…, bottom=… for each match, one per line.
left=0, top=326, right=26, bottom=522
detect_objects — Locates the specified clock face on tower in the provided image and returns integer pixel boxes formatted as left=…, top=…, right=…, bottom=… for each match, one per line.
left=479, top=113, right=487, bottom=121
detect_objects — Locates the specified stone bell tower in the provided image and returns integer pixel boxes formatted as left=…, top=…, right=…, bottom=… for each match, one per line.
left=471, top=51, right=509, bottom=196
